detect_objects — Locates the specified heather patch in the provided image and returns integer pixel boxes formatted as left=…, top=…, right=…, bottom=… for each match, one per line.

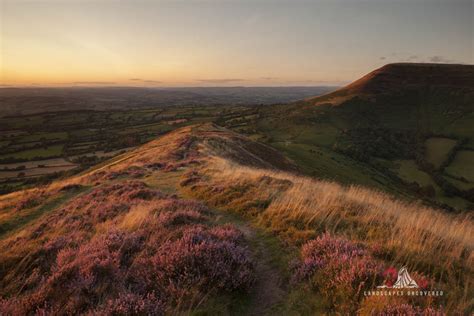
left=0, top=184, right=254, bottom=315
left=1, top=224, right=254, bottom=315
left=292, top=233, right=447, bottom=314
left=53, top=181, right=164, bottom=228
left=293, top=233, right=384, bottom=313
left=130, top=225, right=254, bottom=304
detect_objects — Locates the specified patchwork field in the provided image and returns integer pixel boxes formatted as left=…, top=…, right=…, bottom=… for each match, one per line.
left=393, top=160, right=433, bottom=186
left=0, top=145, right=64, bottom=160
left=424, top=137, right=457, bottom=169
left=0, top=104, right=260, bottom=194
left=445, top=150, right=474, bottom=182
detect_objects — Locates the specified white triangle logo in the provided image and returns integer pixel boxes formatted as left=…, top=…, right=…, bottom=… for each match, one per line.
left=392, top=267, right=419, bottom=288
left=378, top=266, right=419, bottom=289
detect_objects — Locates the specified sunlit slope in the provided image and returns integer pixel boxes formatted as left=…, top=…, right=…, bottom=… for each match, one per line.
left=0, top=124, right=298, bottom=314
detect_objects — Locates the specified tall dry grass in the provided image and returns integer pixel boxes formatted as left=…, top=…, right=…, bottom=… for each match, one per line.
left=194, top=157, right=473, bottom=312
left=208, top=158, right=472, bottom=262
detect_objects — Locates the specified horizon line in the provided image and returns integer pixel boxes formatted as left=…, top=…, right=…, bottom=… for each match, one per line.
left=0, top=84, right=344, bottom=89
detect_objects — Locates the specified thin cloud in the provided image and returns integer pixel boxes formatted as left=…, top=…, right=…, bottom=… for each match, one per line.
left=429, top=55, right=453, bottom=63
left=196, top=78, right=246, bottom=83
left=129, top=78, right=162, bottom=84
left=72, top=81, right=116, bottom=85
left=142, top=80, right=162, bottom=84
left=282, top=79, right=345, bottom=86
left=381, top=53, right=456, bottom=64
left=260, top=77, right=278, bottom=80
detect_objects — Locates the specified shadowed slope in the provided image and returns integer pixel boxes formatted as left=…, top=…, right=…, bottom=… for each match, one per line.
left=251, top=63, right=474, bottom=211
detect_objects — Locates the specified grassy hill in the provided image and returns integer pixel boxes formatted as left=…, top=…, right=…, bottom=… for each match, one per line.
left=0, top=124, right=472, bottom=314
left=248, top=63, right=474, bottom=211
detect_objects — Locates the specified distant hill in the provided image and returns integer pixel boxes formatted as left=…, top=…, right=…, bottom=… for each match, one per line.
left=249, top=63, right=474, bottom=211
left=308, top=63, right=474, bottom=106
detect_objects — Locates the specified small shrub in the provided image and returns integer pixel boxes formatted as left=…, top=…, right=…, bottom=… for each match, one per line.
left=59, top=184, right=83, bottom=192
left=157, top=210, right=204, bottom=227
left=105, top=166, right=147, bottom=180
left=146, top=162, right=165, bottom=170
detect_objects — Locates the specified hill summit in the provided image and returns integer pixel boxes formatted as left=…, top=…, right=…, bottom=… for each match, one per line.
left=308, top=63, right=474, bottom=106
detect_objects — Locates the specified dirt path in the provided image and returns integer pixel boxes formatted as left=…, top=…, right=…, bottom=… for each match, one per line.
left=215, top=214, right=288, bottom=316
left=165, top=176, right=289, bottom=315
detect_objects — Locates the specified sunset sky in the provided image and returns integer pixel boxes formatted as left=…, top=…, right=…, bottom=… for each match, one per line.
left=1, top=0, right=472, bottom=87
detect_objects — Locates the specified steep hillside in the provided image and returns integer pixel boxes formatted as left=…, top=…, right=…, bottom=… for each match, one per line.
left=0, top=124, right=472, bottom=314
left=250, top=63, right=474, bottom=211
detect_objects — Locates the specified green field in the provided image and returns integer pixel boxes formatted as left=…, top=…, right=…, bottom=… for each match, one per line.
left=17, top=132, right=68, bottom=143
left=445, top=150, right=474, bottom=182
left=443, top=175, right=474, bottom=191
left=424, top=137, right=457, bottom=168
left=391, top=159, right=471, bottom=209
left=393, top=160, right=434, bottom=186
left=0, top=145, right=64, bottom=160
left=271, top=142, right=403, bottom=194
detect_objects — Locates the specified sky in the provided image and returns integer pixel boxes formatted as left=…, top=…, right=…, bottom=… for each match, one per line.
left=0, top=0, right=472, bottom=87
